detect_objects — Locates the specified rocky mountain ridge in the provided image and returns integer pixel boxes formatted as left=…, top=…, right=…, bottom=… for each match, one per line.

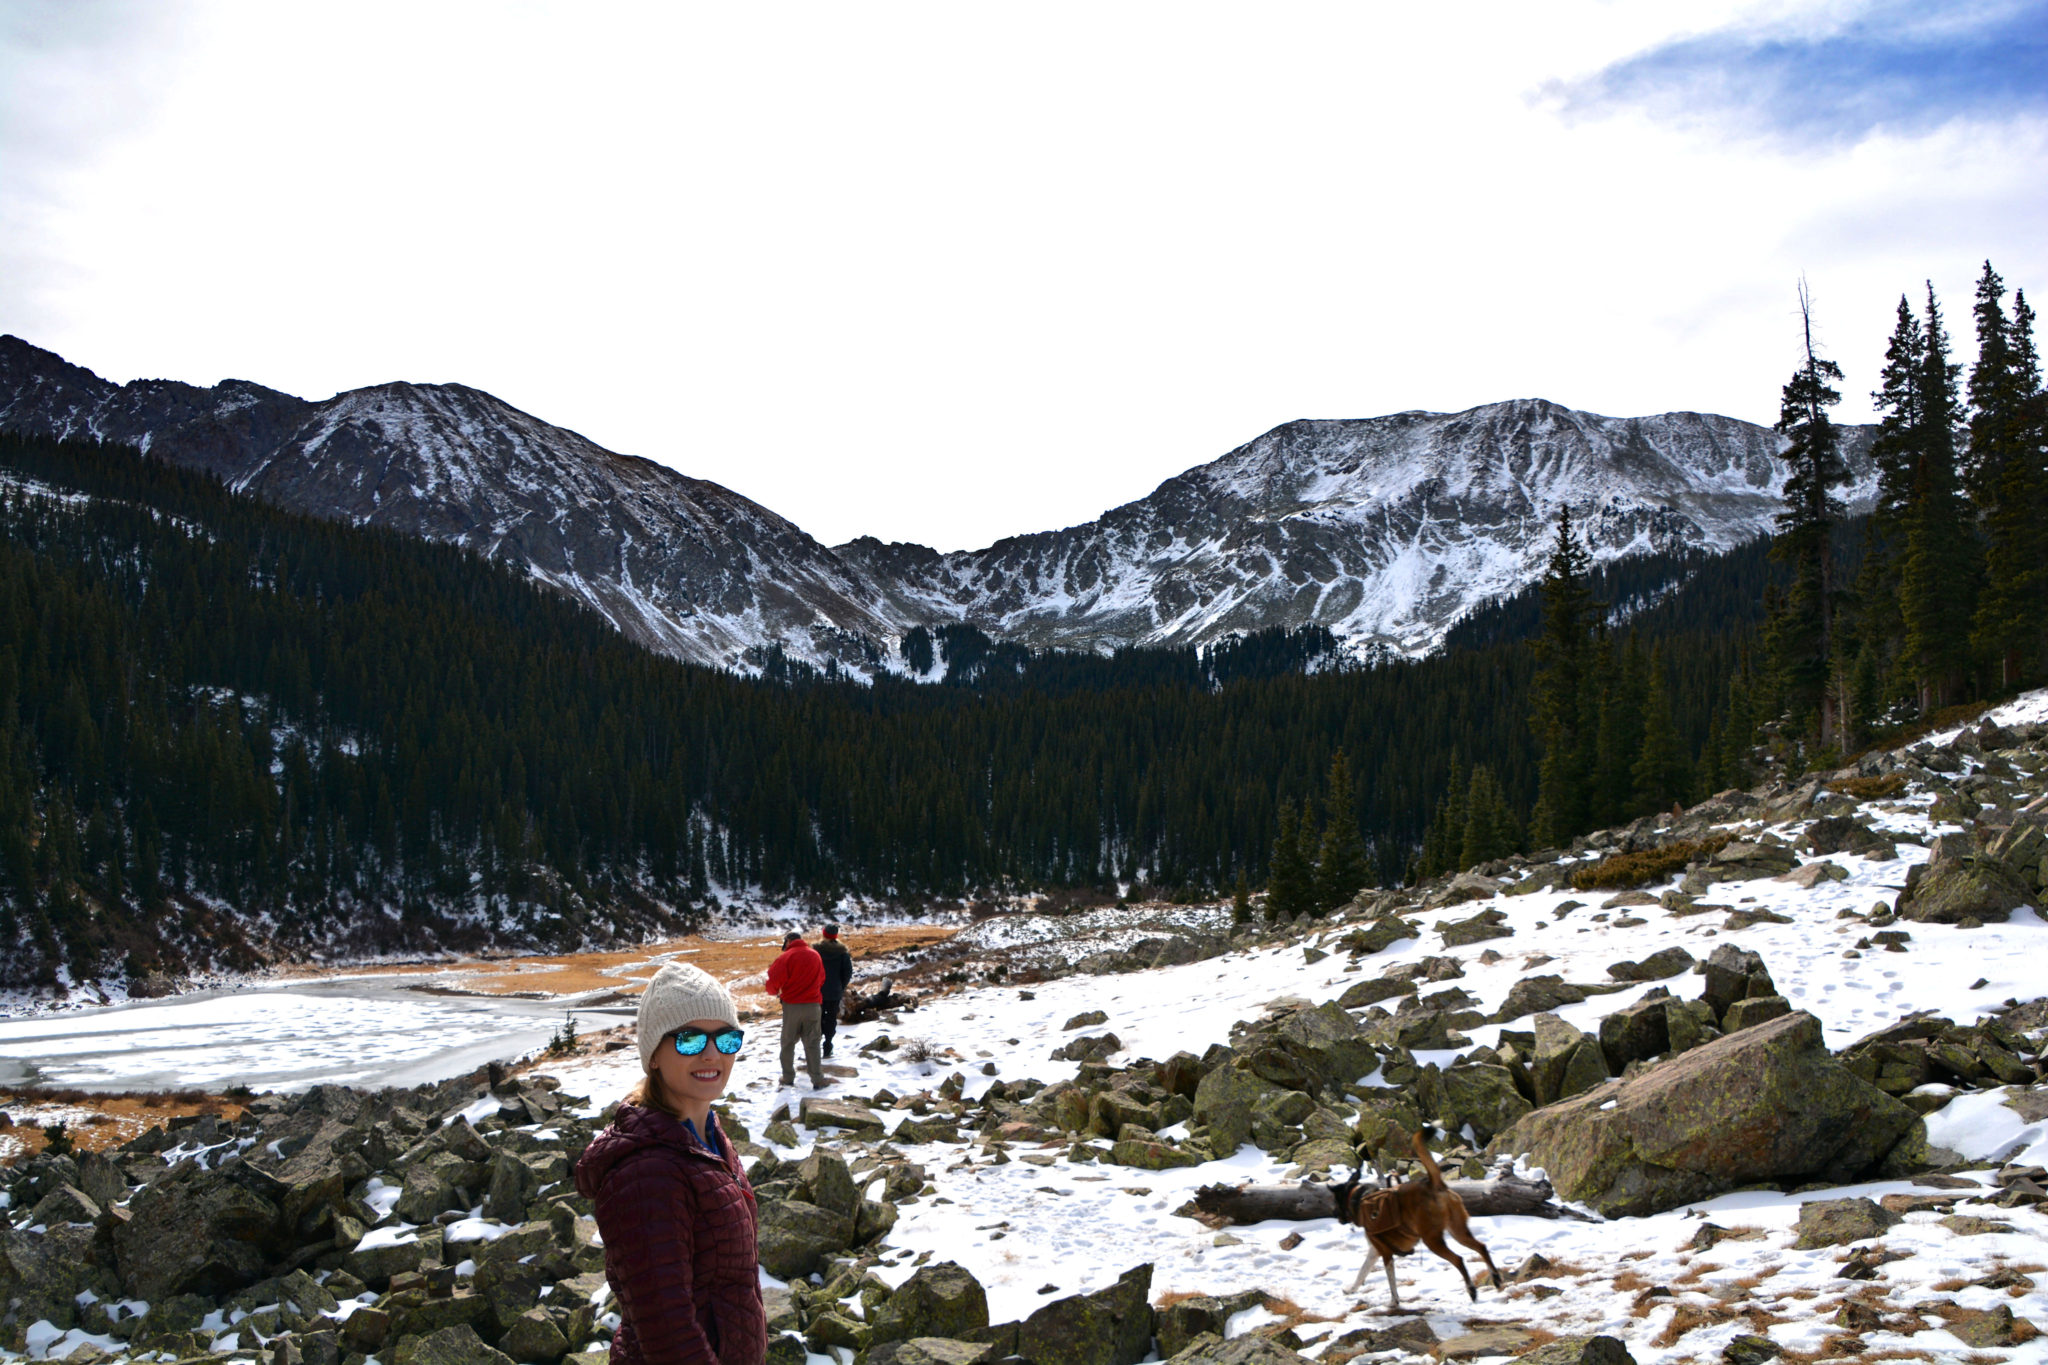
left=1, top=335, right=1875, bottom=675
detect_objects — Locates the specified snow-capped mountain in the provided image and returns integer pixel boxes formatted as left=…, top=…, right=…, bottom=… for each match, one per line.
left=843, top=403, right=1877, bottom=658
left=0, top=335, right=901, bottom=669
left=0, top=335, right=1875, bottom=673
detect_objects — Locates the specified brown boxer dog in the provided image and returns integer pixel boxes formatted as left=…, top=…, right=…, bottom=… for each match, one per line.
left=1332, top=1130, right=1502, bottom=1310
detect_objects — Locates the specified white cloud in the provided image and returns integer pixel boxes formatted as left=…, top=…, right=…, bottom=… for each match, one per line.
left=2, top=1, right=2042, bottom=550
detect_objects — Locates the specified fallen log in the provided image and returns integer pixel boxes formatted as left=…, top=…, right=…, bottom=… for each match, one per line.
left=1188, top=1173, right=1586, bottom=1224
left=838, top=978, right=905, bottom=1025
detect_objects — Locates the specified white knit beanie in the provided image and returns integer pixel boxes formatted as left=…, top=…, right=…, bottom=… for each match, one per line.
left=637, top=962, right=740, bottom=1074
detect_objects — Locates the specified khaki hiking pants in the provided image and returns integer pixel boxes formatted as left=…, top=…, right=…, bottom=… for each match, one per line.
left=780, top=1002, right=825, bottom=1086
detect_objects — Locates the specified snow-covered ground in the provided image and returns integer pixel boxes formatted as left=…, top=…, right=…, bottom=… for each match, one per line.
left=6, top=688, right=2047, bottom=1362
left=0, top=980, right=575, bottom=1092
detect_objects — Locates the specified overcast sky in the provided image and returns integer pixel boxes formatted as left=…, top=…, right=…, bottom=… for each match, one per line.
left=3, top=2, right=2043, bottom=551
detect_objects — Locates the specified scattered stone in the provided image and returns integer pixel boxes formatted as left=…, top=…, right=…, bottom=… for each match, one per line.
left=1063, top=1011, right=1109, bottom=1031
left=869, top=1262, right=991, bottom=1346
left=1776, top=860, right=1848, bottom=888
left=1514, top=1337, right=1637, bottom=1365
left=1720, top=1335, right=1780, bottom=1364
left=1607, top=946, right=1695, bottom=983
left=1792, top=1197, right=1902, bottom=1249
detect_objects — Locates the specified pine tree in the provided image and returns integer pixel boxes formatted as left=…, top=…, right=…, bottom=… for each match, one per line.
left=1970, top=269, right=2048, bottom=687
left=1265, top=798, right=1314, bottom=922
left=1529, top=507, right=1599, bottom=847
left=1458, top=766, right=1519, bottom=867
left=1897, top=282, right=1975, bottom=712
left=1313, top=750, right=1371, bottom=913
left=1232, top=869, right=1253, bottom=926
left=1632, top=644, right=1690, bottom=810
left=1766, top=280, right=1849, bottom=745
left=1591, top=634, right=1645, bottom=826
left=1846, top=295, right=1927, bottom=692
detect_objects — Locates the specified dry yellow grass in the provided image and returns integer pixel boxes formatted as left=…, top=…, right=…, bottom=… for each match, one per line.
left=283, top=924, right=956, bottom=1019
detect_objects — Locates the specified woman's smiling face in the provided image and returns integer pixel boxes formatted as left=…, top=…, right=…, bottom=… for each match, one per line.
left=653, top=1018, right=739, bottom=1113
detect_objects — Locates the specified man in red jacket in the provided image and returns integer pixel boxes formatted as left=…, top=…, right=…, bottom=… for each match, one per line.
left=764, top=931, right=828, bottom=1089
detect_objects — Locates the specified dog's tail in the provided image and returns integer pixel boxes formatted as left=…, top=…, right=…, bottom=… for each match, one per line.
left=1410, top=1129, right=1450, bottom=1193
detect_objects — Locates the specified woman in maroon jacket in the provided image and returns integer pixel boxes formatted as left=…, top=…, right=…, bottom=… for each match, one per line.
left=575, top=963, right=766, bottom=1365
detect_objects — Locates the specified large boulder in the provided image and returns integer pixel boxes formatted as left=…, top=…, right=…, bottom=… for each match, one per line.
left=1607, top=947, right=1695, bottom=983
left=868, top=1342, right=996, bottom=1365
left=797, top=1148, right=859, bottom=1218
left=1898, top=855, right=2032, bottom=924
left=1530, top=1014, right=1609, bottom=1107
left=1804, top=817, right=1892, bottom=859
left=1491, top=1011, right=1925, bottom=1216
left=799, top=1097, right=887, bottom=1136
left=1163, top=1336, right=1312, bottom=1365
left=1238, top=1002, right=1378, bottom=1096
left=1015, top=1264, right=1153, bottom=1365
left=869, top=1262, right=990, bottom=1346
left=1154, top=1291, right=1266, bottom=1360
left=1335, top=919, right=1418, bottom=957
left=114, top=1162, right=288, bottom=1301
left=0, top=1225, right=95, bottom=1348
left=1433, top=1066, right=1533, bottom=1146
left=392, top=1324, right=515, bottom=1365
left=1513, top=1338, right=1637, bottom=1365
left=1791, top=1197, right=1901, bottom=1249
left=1699, top=944, right=1776, bottom=1026
left=1598, top=996, right=1671, bottom=1072
left=1493, top=976, right=1587, bottom=1023
left=1192, top=1067, right=1287, bottom=1155
left=756, top=1198, right=855, bottom=1278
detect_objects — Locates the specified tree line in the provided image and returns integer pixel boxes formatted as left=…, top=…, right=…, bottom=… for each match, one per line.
left=0, top=432, right=1552, bottom=984
left=1489, top=260, right=2045, bottom=870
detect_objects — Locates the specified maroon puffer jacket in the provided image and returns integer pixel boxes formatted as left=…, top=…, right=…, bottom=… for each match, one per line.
left=575, top=1103, right=765, bottom=1365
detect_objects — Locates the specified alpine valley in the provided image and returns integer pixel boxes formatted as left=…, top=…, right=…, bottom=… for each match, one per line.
left=0, top=335, right=1876, bottom=676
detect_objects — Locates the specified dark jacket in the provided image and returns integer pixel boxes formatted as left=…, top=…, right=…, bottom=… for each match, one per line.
left=574, top=1102, right=764, bottom=1365
left=815, top=939, right=854, bottom=1003
left=765, top=942, right=824, bottom=1005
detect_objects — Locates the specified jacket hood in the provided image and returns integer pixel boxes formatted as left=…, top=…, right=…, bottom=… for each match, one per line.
left=574, top=1101, right=725, bottom=1201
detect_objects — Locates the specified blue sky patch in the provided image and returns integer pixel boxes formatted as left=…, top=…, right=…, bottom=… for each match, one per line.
left=1555, top=1, right=2048, bottom=142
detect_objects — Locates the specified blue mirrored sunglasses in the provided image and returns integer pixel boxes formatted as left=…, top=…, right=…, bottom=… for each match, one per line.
left=673, top=1026, right=745, bottom=1057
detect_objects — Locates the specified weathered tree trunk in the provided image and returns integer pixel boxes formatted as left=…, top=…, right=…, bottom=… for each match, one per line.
left=838, top=978, right=902, bottom=1024
left=1189, top=1174, right=1581, bottom=1224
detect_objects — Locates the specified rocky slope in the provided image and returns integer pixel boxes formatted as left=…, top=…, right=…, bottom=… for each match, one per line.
left=0, top=336, right=901, bottom=670
left=840, top=403, right=1879, bottom=658
left=5, top=694, right=2048, bottom=1365
left=2, top=335, right=1875, bottom=674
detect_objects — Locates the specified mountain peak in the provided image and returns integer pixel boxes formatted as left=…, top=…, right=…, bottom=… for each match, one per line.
left=0, top=337, right=1868, bottom=674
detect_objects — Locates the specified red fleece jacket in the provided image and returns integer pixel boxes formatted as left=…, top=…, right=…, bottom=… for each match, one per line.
left=765, top=941, right=824, bottom=1004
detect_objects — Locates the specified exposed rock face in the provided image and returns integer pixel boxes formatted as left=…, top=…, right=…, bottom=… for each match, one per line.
left=840, top=400, right=1879, bottom=659
left=1492, top=1011, right=1925, bottom=1216
left=1, top=335, right=1879, bottom=672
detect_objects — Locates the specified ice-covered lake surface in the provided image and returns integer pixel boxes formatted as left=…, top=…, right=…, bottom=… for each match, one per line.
left=0, top=978, right=604, bottom=1092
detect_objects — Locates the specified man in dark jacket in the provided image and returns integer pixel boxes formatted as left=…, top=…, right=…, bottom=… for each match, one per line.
left=815, top=923, right=855, bottom=1058
left=764, top=931, right=827, bottom=1088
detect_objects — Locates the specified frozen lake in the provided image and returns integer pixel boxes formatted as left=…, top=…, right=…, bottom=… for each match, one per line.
left=0, top=978, right=627, bottom=1093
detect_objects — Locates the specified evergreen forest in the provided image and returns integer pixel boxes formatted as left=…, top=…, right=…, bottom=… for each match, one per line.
left=0, top=260, right=2038, bottom=987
